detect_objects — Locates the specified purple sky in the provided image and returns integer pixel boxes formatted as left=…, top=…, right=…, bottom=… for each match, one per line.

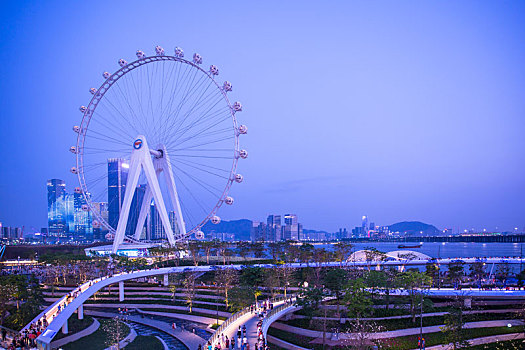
left=0, top=1, right=524, bottom=233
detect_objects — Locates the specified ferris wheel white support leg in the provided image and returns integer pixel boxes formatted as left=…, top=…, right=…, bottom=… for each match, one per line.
left=112, top=136, right=176, bottom=253
left=159, top=146, right=187, bottom=240
left=133, top=186, right=153, bottom=240
left=133, top=160, right=162, bottom=241
left=112, top=147, right=142, bottom=253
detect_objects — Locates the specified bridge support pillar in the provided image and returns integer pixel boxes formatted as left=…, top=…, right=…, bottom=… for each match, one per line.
left=464, top=298, right=472, bottom=308
left=119, top=281, right=125, bottom=302
left=62, top=319, right=68, bottom=334
left=77, top=304, right=84, bottom=320
left=163, top=274, right=169, bottom=286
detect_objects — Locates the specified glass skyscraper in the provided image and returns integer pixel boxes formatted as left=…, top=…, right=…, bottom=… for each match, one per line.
left=47, top=179, right=67, bottom=235
left=108, top=158, right=129, bottom=230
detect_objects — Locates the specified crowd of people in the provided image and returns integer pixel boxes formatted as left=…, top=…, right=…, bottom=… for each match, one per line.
left=201, top=299, right=276, bottom=350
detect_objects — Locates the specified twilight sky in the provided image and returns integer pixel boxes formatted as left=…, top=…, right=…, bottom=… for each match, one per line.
left=0, top=1, right=524, bottom=233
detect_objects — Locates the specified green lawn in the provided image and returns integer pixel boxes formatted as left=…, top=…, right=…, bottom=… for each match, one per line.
left=385, top=326, right=521, bottom=350
left=125, top=307, right=228, bottom=320
left=465, top=339, right=525, bottom=349
left=62, top=319, right=130, bottom=350
left=54, top=316, right=94, bottom=340
left=126, top=335, right=164, bottom=350
left=285, top=312, right=520, bottom=332
left=268, top=325, right=522, bottom=350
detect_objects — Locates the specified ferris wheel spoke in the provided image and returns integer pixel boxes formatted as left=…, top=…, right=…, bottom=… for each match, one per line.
left=168, top=99, right=228, bottom=144
left=162, top=70, right=203, bottom=135
left=168, top=158, right=230, bottom=180
left=171, top=163, right=223, bottom=199
left=171, top=110, right=232, bottom=146
left=90, top=112, right=136, bottom=143
left=169, top=157, right=232, bottom=174
left=94, top=97, right=139, bottom=140
left=99, top=89, right=141, bottom=137
left=170, top=136, right=234, bottom=152
left=114, top=79, right=147, bottom=135
left=166, top=75, right=215, bottom=130
left=172, top=171, right=209, bottom=217
left=172, top=127, right=232, bottom=150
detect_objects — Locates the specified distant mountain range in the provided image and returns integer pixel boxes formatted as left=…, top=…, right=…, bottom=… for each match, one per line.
left=388, top=221, right=440, bottom=235
left=201, top=219, right=440, bottom=240
left=201, top=219, right=252, bottom=240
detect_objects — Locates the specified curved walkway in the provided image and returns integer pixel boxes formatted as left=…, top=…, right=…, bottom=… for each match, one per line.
left=86, top=309, right=205, bottom=349
left=270, top=319, right=525, bottom=340
left=49, top=317, right=100, bottom=349
left=29, top=262, right=525, bottom=349
left=418, top=333, right=525, bottom=350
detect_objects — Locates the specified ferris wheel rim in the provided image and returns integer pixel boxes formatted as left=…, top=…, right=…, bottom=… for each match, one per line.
left=75, top=54, right=241, bottom=238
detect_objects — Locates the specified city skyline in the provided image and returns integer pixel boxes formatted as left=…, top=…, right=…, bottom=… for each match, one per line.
left=1, top=1, right=525, bottom=232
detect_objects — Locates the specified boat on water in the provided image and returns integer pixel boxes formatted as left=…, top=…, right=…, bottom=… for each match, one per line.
left=398, top=244, right=422, bottom=249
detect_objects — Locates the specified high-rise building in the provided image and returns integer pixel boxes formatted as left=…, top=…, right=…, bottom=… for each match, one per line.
left=284, top=214, right=298, bottom=225
left=149, top=204, right=180, bottom=240
left=251, top=221, right=266, bottom=242
left=108, top=158, right=129, bottom=230
left=47, top=179, right=67, bottom=235
left=266, top=215, right=282, bottom=241
left=73, top=192, right=93, bottom=237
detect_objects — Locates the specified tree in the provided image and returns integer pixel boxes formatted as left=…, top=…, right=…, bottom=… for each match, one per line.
left=229, top=287, right=253, bottom=311
left=312, top=248, right=331, bottom=286
left=448, top=260, right=465, bottom=288
left=215, top=267, right=238, bottom=309
left=200, top=241, right=214, bottom=264
left=268, top=242, right=282, bottom=262
left=324, top=268, right=347, bottom=316
left=183, top=272, right=197, bottom=313
left=169, top=285, right=178, bottom=302
left=240, top=266, right=265, bottom=288
left=363, top=248, right=386, bottom=271
left=298, top=243, right=314, bottom=265
left=440, top=307, right=469, bottom=349
left=250, top=242, right=265, bottom=259
left=103, top=316, right=128, bottom=349
left=187, top=241, right=201, bottom=266
left=343, top=278, right=372, bottom=324
left=425, top=260, right=440, bottom=287
left=295, top=286, right=324, bottom=325
left=333, top=242, right=354, bottom=267
left=469, top=259, right=485, bottom=288
left=236, top=241, right=251, bottom=261
left=397, top=271, right=431, bottom=323
left=0, top=276, right=17, bottom=326
left=496, top=262, right=511, bottom=286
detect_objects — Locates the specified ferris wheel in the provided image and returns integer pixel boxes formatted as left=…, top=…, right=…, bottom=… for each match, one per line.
left=70, top=46, right=247, bottom=251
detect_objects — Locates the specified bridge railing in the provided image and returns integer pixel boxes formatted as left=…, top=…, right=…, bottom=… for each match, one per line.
left=205, top=294, right=293, bottom=347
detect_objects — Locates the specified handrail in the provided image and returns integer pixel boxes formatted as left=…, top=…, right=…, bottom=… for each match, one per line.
left=204, top=294, right=294, bottom=348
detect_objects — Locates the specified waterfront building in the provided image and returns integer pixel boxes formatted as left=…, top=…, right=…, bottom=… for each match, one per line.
left=149, top=204, right=179, bottom=240
left=266, top=214, right=282, bottom=241
left=107, top=158, right=129, bottom=230
left=47, top=179, right=67, bottom=235
left=284, top=213, right=298, bottom=225
left=0, top=223, right=23, bottom=240
left=251, top=221, right=266, bottom=242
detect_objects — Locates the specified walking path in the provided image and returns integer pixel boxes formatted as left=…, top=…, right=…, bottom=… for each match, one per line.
left=293, top=308, right=522, bottom=322
left=417, top=332, right=525, bottom=350
left=84, top=303, right=231, bottom=318
left=45, top=297, right=225, bottom=307
left=271, top=319, right=525, bottom=340
left=85, top=310, right=205, bottom=349
left=136, top=308, right=219, bottom=325
left=209, top=300, right=288, bottom=349
left=49, top=317, right=100, bottom=348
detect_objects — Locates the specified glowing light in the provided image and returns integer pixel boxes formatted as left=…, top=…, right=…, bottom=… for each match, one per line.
left=121, top=163, right=129, bottom=169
